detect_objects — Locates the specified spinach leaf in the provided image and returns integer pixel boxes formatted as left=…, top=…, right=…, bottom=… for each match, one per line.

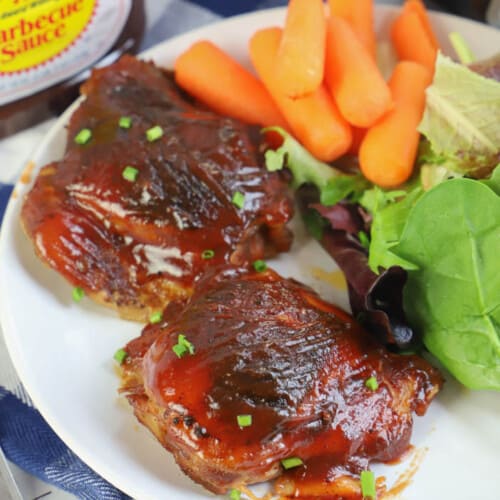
left=480, top=164, right=500, bottom=196
left=364, top=187, right=422, bottom=273
left=394, top=178, right=500, bottom=390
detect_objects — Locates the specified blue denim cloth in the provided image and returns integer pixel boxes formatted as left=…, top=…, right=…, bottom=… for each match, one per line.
left=0, top=184, right=12, bottom=223
left=0, top=388, right=130, bottom=499
left=190, top=0, right=287, bottom=15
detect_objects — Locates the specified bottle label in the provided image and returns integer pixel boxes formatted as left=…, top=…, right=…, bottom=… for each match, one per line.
left=0, top=0, right=131, bottom=105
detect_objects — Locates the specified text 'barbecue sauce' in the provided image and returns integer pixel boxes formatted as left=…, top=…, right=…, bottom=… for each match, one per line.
left=0, top=0, right=144, bottom=138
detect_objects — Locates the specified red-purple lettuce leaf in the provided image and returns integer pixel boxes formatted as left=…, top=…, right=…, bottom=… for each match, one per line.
left=297, top=186, right=419, bottom=350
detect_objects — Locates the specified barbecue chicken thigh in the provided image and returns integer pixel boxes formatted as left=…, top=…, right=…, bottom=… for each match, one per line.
left=21, top=56, right=293, bottom=321
left=120, top=267, right=442, bottom=496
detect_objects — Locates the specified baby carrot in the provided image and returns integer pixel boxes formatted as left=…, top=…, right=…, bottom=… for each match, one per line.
left=359, top=61, right=433, bottom=187
left=404, top=0, right=440, bottom=50
left=249, top=27, right=352, bottom=162
left=328, top=0, right=376, bottom=58
left=174, top=40, right=287, bottom=128
left=325, top=16, right=393, bottom=128
left=391, top=9, right=437, bottom=72
left=274, top=0, right=327, bottom=98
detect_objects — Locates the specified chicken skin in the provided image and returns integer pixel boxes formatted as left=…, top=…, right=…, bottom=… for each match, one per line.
left=120, top=267, right=442, bottom=496
left=21, top=56, right=293, bottom=321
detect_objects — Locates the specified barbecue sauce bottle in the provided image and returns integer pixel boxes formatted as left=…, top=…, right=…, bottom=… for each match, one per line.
left=0, top=0, right=144, bottom=138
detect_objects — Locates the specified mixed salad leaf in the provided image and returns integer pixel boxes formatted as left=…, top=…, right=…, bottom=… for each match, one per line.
left=266, top=53, right=500, bottom=390
left=264, top=126, right=369, bottom=206
left=269, top=133, right=420, bottom=350
left=308, top=194, right=417, bottom=350
left=418, top=53, right=500, bottom=178
left=394, top=177, right=500, bottom=390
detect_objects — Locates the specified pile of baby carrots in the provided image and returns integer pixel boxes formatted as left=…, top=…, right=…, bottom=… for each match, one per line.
left=174, top=0, right=440, bottom=188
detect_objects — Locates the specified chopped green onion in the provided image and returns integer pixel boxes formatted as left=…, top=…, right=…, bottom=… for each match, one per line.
left=202, top=249, right=215, bottom=260
left=122, top=166, right=139, bottom=182
left=146, top=125, right=163, bottom=142
left=172, top=334, right=195, bottom=358
left=365, top=376, right=379, bottom=391
left=178, top=334, right=195, bottom=355
left=149, top=311, right=163, bottom=324
left=72, top=286, right=84, bottom=303
left=237, top=414, right=252, bottom=427
left=449, top=32, right=475, bottom=65
left=114, top=348, right=128, bottom=364
left=172, top=343, right=187, bottom=358
left=253, top=259, right=267, bottom=273
left=281, top=457, right=303, bottom=470
left=229, top=489, right=241, bottom=500
left=360, top=470, right=376, bottom=499
left=231, top=191, right=245, bottom=209
left=119, top=116, right=132, bottom=129
left=74, top=128, right=92, bottom=145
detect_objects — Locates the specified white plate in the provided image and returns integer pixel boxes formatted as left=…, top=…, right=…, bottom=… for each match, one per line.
left=1, top=6, right=500, bottom=500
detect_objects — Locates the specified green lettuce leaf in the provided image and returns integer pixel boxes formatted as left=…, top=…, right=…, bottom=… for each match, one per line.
left=418, top=53, right=500, bottom=177
left=360, top=186, right=422, bottom=272
left=480, top=164, right=500, bottom=195
left=417, top=139, right=463, bottom=190
left=264, top=127, right=369, bottom=206
left=393, top=178, right=500, bottom=390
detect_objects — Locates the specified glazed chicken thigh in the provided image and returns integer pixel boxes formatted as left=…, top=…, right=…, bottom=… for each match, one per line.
left=21, top=56, right=293, bottom=321
left=120, top=267, right=442, bottom=496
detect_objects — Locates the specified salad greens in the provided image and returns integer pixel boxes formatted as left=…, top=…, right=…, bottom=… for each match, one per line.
left=360, top=186, right=422, bottom=272
left=264, top=127, right=368, bottom=206
left=480, top=163, right=500, bottom=195
left=361, top=56, right=500, bottom=388
left=266, top=52, right=500, bottom=390
left=418, top=53, right=500, bottom=177
left=449, top=32, right=475, bottom=65
left=394, top=177, right=500, bottom=390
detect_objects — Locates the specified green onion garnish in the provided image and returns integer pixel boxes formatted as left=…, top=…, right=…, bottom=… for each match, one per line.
left=202, top=249, right=215, bottom=260
left=119, top=116, right=132, bottom=129
left=229, top=489, right=241, bottom=500
left=449, top=32, right=475, bottom=65
left=74, top=128, right=92, bottom=145
left=237, top=414, right=252, bottom=428
left=114, top=348, right=128, bottom=364
left=149, top=311, right=163, bottom=324
left=231, top=191, right=245, bottom=209
left=280, top=457, right=303, bottom=470
left=146, top=125, right=163, bottom=142
left=172, top=334, right=195, bottom=358
left=253, top=259, right=267, bottom=273
left=178, top=334, right=195, bottom=354
left=122, top=166, right=139, bottom=182
left=365, top=376, right=379, bottom=391
left=360, top=470, right=376, bottom=499
left=72, top=286, right=84, bottom=303
left=172, top=343, right=187, bottom=358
